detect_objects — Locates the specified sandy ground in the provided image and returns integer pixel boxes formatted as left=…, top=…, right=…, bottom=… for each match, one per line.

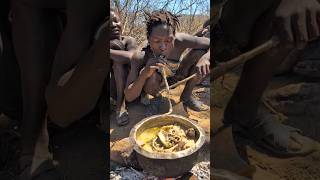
left=212, top=70, right=320, bottom=180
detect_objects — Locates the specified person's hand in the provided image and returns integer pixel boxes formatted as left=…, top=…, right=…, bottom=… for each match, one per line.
left=196, top=55, right=210, bottom=76
left=275, top=0, right=320, bottom=45
left=141, top=57, right=166, bottom=78
left=201, top=27, right=210, bottom=37
left=140, top=65, right=158, bottom=78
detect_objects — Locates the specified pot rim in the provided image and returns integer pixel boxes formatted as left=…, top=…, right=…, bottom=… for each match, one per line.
left=129, top=114, right=206, bottom=159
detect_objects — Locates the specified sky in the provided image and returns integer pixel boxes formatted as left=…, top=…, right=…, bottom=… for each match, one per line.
left=166, top=0, right=210, bottom=15
left=113, top=0, right=210, bottom=16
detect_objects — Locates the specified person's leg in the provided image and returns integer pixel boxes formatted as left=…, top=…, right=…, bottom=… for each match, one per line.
left=45, top=0, right=107, bottom=127
left=112, top=62, right=129, bottom=125
left=180, top=67, right=208, bottom=111
left=212, top=0, right=279, bottom=177
left=223, top=0, right=315, bottom=155
left=178, top=49, right=208, bottom=111
left=110, top=70, right=117, bottom=100
left=223, top=0, right=286, bottom=127
left=11, top=0, right=61, bottom=175
left=143, top=73, right=162, bottom=97
left=177, top=49, right=207, bottom=79
left=143, top=73, right=167, bottom=114
left=112, top=63, right=127, bottom=111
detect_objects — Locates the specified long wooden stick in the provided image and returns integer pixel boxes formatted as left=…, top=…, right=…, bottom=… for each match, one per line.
left=211, top=37, right=280, bottom=80
left=169, top=74, right=197, bottom=89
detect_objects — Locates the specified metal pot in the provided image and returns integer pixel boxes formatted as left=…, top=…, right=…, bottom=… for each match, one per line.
left=129, top=114, right=206, bottom=178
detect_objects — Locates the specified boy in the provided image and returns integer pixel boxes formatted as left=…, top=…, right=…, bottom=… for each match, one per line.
left=124, top=10, right=210, bottom=111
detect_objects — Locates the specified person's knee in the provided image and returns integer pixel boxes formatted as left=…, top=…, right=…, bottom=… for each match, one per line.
left=178, top=49, right=208, bottom=77
left=143, top=73, right=161, bottom=96
left=193, top=50, right=208, bottom=63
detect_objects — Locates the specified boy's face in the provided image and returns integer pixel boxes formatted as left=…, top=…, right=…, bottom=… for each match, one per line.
left=148, top=24, right=175, bottom=57
left=111, top=10, right=122, bottom=39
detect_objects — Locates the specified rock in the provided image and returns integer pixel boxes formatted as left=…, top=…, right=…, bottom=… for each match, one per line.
left=294, top=60, right=320, bottom=78
left=265, top=83, right=320, bottom=117
left=292, top=38, right=320, bottom=78
left=191, top=161, right=210, bottom=180
left=110, top=137, right=140, bottom=168
left=110, top=167, right=145, bottom=180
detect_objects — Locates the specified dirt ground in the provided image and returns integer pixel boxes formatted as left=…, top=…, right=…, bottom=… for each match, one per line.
left=110, top=82, right=211, bottom=179
left=212, top=69, right=320, bottom=180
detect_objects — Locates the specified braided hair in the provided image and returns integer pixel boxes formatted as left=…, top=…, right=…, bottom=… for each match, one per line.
left=145, top=10, right=180, bottom=39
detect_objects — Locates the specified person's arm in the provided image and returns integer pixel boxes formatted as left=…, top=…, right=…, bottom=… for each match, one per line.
left=194, top=28, right=206, bottom=37
left=125, top=36, right=138, bottom=51
left=45, top=18, right=109, bottom=126
left=175, top=32, right=210, bottom=50
left=110, top=49, right=133, bottom=64
left=194, top=19, right=210, bottom=37
left=124, top=53, right=147, bottom=102
left=124, top=69, right=149, bottom=102
left=124, top=54, right=163, bottom=102
left=196, top=49, right=210, bottom=76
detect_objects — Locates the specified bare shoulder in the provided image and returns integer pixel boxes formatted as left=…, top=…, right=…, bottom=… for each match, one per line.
left=131, top=50, right=145, bottom=68
left=122, top=36, right=138, bottom=50
left=122, top=36, right=136, bottom=44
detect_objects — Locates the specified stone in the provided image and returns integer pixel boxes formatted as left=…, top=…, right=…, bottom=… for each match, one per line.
left=110, top=137, right=139, bottom=168
left=265, top=83, right=320, bottom=118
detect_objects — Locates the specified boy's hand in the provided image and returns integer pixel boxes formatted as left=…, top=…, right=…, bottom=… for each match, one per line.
left=140, top=65, right=158, bottom=78
left=196, top=55, right=210, bottom=76
left=141, top=57, right=166, bottom=78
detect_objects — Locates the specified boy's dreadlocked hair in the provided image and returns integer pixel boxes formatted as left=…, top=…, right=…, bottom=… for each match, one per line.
left=145, top=10, right=180, bottom=38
